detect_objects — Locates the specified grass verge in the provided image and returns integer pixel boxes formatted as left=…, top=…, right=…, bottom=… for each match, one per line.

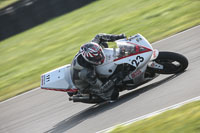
left=0, top=0, right=200, bottom=101
left=0, top=0, right=19, bottom=9
left=110, top=100, right=200, bottom=133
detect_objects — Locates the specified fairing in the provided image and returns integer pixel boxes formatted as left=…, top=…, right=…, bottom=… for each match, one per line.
left=41, top=65, right=76, bottom=92
left=96, top=34, right=153, bottom=77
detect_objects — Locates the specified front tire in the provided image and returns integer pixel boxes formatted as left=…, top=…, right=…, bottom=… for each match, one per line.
left=150, top=51, right=188, bottom=74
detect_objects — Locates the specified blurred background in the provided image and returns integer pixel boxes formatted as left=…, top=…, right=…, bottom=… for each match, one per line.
left=0, top=0, right=199, bottom=102
left=0, top=0, right=95, bottom=41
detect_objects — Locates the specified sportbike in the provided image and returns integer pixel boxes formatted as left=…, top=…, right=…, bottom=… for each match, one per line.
left=41, top=34, right=188, bottom=103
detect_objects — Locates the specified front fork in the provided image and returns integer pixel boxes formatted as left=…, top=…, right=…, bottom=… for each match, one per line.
left=148, top=49, right=164, bottom=70
left=148, top=61, right=164, bottom=70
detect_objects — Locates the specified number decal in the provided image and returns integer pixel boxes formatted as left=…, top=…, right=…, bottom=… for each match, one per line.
left=131, top=56, right=144, bottom=67
left=46, top=74, right=50, bottom=82
left=137, top=56, right=144, bottom=62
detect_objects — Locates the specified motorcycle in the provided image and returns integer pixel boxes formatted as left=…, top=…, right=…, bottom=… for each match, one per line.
left=40, top=34, right=188, bottom=103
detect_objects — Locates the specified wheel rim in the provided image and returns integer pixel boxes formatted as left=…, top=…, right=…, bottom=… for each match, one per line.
left=156, top=59, right=183, bottom=73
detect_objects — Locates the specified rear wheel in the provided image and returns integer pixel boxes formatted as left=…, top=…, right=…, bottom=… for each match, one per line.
left=150, top=51, right=188, bottom=74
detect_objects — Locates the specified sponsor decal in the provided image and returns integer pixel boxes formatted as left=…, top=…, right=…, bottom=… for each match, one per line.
left=41, top=75, right=44, bottom=85
left=151, top=62, right=155, bottom=67
left=136, top=37, right=142, bottom=42
left=130, top=70, right=142, bottom=79
left=153, top=50, right=157, bottom=59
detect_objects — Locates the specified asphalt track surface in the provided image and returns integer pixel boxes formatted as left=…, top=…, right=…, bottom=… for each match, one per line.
left=0, top=25, right=200, bottom=133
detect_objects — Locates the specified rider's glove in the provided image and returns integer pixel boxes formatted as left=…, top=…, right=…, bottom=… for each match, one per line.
left=119, top=33, right=126, bottom=39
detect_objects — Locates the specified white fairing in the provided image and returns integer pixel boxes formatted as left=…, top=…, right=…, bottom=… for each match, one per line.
left=96, top=34, right=153, bottom=77
left=41, top=64, right=75, bottom=90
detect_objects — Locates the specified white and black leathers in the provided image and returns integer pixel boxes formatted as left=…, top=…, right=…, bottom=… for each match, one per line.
left=71, top=33, right=126, bottom=100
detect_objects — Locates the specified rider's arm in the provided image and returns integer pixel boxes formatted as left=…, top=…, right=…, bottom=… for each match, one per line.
left=91, top=33, right=126, bottom=48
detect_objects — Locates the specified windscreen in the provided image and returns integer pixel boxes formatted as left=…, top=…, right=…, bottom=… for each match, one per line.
left=117, top=43, right=146, bottom=58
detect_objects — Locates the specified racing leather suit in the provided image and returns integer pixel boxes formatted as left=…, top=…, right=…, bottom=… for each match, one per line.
left=71, top=33, right=126, bottom=100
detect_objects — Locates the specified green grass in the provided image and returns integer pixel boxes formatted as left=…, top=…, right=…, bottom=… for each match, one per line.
left=110, top=101, right=200, bottom=133
left=0, top=0, right=200, bottom=101
left=0, top=0, right=19, bottom=9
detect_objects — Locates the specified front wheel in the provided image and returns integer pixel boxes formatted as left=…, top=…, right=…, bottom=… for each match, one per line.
left=150, top=51, right=188, bottom=74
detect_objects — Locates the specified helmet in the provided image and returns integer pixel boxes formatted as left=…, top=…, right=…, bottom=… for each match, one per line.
left=80, top=42, right=105, bottom=65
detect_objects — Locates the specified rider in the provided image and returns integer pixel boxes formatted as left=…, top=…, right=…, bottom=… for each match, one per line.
left=71, top=33, right=126, bottom=100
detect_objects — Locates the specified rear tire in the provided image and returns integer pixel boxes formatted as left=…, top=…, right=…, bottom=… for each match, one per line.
left=150, top=51, right=188, bottom=74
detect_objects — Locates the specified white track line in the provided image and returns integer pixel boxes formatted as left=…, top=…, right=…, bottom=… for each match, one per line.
left=97, top=95, right=200, bottom=133
left=152, top=25, right=200, bottom=45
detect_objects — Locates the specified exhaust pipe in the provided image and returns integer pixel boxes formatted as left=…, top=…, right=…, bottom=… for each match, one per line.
left=69, top=95, right=90, bottom=101
left=69, top=95, right=103, bottom=103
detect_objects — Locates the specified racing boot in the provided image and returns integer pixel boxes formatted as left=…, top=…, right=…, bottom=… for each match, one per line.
left=90, top=77, right=118, bottom=100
